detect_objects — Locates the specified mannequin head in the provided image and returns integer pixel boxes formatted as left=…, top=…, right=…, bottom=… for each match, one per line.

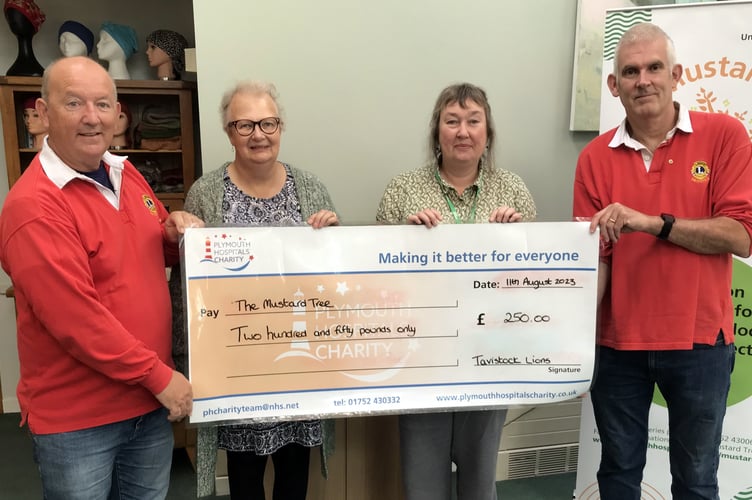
left=98, top=22, right=138, bottom=59
left=59, top=20, right=94, bottom=57
left=3, top=0, right=45, bottom=35
left=97, top=23, right=137, bottom=79
left=145, top=29, right=188, bottom=80
left=97, top=31, right=126, bottom=62
left=3, top=0, right=44, bottom=75
left=23, top=95, right=46, bottom=149
left=110, top=101, right=131, bottom=149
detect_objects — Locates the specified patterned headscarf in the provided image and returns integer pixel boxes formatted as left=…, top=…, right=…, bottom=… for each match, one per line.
left=59, top=20, right=94, bottom=55
left=100, top=21, right=138, bottom=58
left=146, top=29, right=189, bottom=75
left=3, top=0, right=45, bottom=34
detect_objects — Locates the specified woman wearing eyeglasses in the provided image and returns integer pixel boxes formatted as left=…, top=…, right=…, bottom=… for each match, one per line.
left=171, top=81, right=337, bottom=499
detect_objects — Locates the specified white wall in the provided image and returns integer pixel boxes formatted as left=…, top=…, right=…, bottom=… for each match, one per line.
left=193, top=0, right=595, bottom=224
left=0, top=0, right=196, bottom=412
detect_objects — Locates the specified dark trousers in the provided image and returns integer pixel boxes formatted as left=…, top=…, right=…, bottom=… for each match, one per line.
left=591, top=338, right=734, bottom=500
left=226, top=443, right=312, bottom=500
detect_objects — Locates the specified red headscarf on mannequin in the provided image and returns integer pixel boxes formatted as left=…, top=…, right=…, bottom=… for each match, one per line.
left=3, top=0, right=45, bottom=33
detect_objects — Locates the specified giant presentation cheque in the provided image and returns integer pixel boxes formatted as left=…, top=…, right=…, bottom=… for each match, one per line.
left=183, top=222, right=598, bottom=424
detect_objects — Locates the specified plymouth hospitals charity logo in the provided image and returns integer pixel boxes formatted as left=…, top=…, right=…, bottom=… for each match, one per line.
left=201, top=233, right=254, bottom=271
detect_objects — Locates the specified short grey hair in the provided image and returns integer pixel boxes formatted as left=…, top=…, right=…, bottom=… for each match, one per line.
left=219, top=80, right=285, bottom=132
left=612, top=23, right=677, bottom=79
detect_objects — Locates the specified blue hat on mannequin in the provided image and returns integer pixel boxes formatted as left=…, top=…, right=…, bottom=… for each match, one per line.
left=100, top=21, right=138, bottom=58
left=59, top=20, right=94, bottom=55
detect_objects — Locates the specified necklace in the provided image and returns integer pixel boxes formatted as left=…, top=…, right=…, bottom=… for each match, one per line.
left=434, top=168, right=482, bottom=224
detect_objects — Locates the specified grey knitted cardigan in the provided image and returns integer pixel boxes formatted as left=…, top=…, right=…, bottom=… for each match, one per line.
left=169, top=162, right=337, bottom=497
left=182, top=161, right=336, bottom=226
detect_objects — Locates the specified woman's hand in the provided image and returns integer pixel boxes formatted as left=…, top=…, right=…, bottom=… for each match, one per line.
left=307, top=210, right=339, bottom=229
left=407, top=209, right=443, bottom=228
left=489, top=206, right=522, bottom=223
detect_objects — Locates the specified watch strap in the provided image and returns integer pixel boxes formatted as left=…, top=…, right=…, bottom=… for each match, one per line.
left=657, top=213, right=675, bottom=240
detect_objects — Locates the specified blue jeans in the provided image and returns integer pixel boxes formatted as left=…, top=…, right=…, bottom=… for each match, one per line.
left=591, top=337, right=734, bottom=500
left=32, top=407, right=173, bottom=500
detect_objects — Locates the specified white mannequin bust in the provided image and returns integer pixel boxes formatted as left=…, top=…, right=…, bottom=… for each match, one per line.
left=59, top=32, right=88, bottom=57
left=97, top=31, right=130, bottom=79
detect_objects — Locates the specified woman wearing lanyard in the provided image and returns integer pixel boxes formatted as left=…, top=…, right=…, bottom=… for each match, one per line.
left=376, top=82, right=537, bottom=500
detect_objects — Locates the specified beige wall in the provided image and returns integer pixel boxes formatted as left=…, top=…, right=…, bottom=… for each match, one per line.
left=192, top=0, right=595, bottom=224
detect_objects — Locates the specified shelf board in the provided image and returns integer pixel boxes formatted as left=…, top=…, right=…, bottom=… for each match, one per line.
left=109, top=149, right=183, bottom=154
left=20, top=148, right=183, bottom=154
left=0, top=76, right=196, bottom=90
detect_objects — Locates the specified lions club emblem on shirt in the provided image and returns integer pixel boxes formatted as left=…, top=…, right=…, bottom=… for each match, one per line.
left=690, top=161, right=710, bottom=182
left=142, top=194, right=158, bottom=216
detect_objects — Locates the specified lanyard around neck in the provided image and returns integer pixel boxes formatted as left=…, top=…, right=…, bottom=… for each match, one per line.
left=434, top=168, right=481, bottom=224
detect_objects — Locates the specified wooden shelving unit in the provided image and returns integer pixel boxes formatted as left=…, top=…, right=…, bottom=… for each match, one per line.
left=0, top=76, right=200, bottom=212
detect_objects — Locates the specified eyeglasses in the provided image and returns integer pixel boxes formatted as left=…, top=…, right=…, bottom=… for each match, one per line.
left=227, top=117, right=281, bottom=136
